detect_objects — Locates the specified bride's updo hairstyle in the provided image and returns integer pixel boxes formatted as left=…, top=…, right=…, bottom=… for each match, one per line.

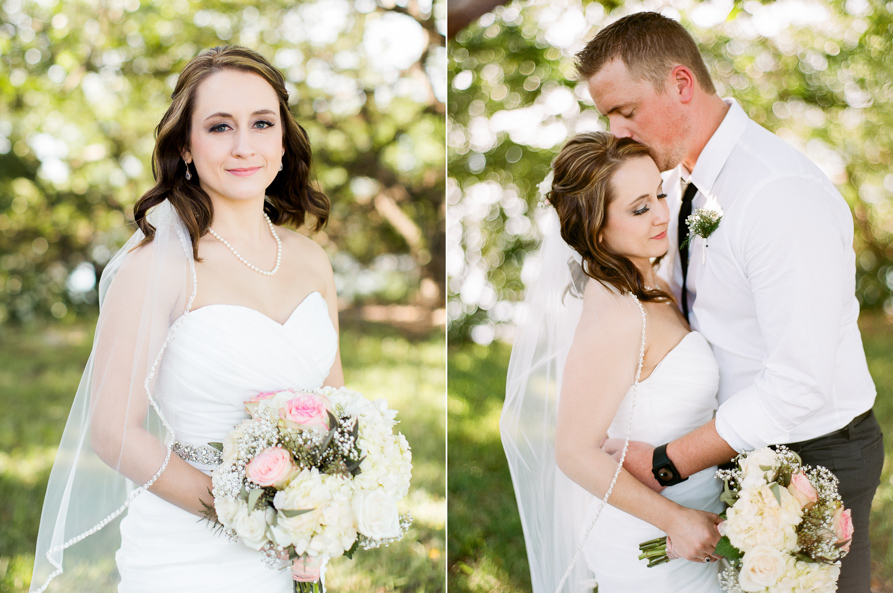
left=133, top=45, right=329, bottom=258
left=547, top=131, right=674, bottom=303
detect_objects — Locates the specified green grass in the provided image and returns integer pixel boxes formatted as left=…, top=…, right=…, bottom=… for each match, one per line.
left=447, top=341, right=528, bottom=593
left=0, top=316, right=445, bottom=593
left=447, top=311, right=893, bottom=593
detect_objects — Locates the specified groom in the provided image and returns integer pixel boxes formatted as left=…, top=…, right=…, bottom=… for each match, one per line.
left=578, top=12, right=883, bottom=592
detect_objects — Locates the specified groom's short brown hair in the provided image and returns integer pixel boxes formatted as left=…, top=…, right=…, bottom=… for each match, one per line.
left=576, top=12, right=716, bottom=94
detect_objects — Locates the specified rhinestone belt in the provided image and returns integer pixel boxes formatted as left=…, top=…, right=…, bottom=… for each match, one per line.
left=171, top=441, right=223, bottom=466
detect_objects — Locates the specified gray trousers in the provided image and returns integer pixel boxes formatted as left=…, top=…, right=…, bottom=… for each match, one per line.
left=784, top=410, right=884, bottom=593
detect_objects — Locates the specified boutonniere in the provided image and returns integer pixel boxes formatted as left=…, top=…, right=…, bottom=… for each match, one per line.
left=681, top=205, right=723, bottom=264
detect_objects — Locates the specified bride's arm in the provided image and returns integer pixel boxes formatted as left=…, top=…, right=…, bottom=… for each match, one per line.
left=555, top=283, right=720, bottom=562
left=88, top=244, right=215, bottom=518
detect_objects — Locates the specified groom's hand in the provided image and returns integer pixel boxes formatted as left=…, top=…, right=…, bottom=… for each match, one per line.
left=601, top=438, right=664, bottom=492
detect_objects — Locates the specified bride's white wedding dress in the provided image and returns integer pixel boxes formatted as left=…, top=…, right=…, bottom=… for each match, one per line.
left=115, top=291, right=337, bottom=593
left=582, top=331, right=723, bottom=593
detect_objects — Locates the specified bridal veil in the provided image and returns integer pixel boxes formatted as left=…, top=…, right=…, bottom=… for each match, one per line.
left=500, top=202, right=645, bottom=593
left=31, top=200, right=196, bottom=592
left=499, top=207, right=597, bottom=593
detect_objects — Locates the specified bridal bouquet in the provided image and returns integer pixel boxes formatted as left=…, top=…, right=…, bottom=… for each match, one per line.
left=206, top=386, right=413, bottom=592
left=639, top=446, right=852, bottom=593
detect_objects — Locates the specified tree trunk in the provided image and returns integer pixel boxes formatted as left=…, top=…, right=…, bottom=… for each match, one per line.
left=447, top=0, right=512, bottom=38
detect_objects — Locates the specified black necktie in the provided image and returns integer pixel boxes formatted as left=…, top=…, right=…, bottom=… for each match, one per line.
left=678, top=181, right=698, bottom=322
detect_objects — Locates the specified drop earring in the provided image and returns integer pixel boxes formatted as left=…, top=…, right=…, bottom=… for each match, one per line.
left=185, top=162, right=192, bottom=181
left=279, top=162, right=283, bottom=171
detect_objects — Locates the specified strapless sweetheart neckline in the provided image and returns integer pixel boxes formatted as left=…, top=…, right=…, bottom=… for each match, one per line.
left=186, top=290, right=324, bottom=328
left=639, top=331, right=700, bottom=384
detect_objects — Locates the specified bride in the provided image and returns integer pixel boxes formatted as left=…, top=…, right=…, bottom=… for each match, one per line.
left=501, top=131, right=723, bottom=593
left=31, top=46, right=339, bottom=592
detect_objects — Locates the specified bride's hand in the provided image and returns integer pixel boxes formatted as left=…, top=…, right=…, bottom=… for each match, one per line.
left=664, top=508, right=722, bottom=563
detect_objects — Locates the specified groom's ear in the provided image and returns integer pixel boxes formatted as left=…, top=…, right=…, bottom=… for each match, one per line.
left=670, top=65, right=696, bottom=104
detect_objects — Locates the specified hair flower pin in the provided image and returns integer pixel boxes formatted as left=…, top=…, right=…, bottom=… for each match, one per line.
left=681, top=204, right=723, bottom=264
left=537, top=170, right=555, bottom=209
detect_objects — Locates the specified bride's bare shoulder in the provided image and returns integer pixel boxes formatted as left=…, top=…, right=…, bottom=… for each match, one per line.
left=277, top=227, right=332, bottom=273
left=578, top=278, right=642, bottom=338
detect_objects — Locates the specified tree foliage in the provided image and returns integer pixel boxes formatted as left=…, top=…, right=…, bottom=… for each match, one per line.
left=0, top=0, right=446, bottom=325
left=448, top=0, right=893, bottom=343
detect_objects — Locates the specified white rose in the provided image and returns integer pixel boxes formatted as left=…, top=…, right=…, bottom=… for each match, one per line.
left=352, top=489, right=400, bottom=539
left=214, top=497, right=244, bottom=527
left=233, top=506, right=270, bottom=551
left=737, top=545, right=788, bottom=592
left=739, top=447, right=779, bottom=489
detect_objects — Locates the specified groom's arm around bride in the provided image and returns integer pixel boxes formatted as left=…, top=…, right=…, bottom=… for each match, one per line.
left=580, top=12, right=883, bottom=592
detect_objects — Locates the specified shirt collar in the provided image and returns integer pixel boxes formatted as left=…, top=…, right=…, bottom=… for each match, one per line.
left=686, top=98, right=749, bottom=196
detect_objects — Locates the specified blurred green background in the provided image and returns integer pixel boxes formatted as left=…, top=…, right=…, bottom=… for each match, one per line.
left=0, top=0, right=446, bottom=591
left=447, top=0, right=893, bottom=592
left=1, top=0, right=446, bottom=324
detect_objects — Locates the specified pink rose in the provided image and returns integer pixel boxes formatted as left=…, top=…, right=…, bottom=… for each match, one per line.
left=786, top=472, right=818, bottom=509
left=280, top=392, right=331, bottom=432
left=291, top=555, right=323, bottom=583
left=245, top=391, right=278, bottom=418
left=246, top=447, right=297, bottom=488
left=833, top=507, right=854, bottom=553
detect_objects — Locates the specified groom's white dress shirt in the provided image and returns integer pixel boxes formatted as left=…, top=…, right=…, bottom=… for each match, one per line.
left=658, top=99, right=876, bottom=452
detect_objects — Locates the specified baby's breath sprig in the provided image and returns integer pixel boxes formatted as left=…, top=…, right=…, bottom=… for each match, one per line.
left=681, top=207, right=723, bottom=250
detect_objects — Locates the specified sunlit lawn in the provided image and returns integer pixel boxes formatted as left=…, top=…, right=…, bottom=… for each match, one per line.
left=448, top=311, right=893, bottom=593
left=0, top=316, right=445, bottom=593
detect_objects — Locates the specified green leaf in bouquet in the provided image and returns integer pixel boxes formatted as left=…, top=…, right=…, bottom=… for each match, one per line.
left=345, top=455, right=366, bottom=476
left=803, top=514, right=824, bottom=526
left=318, top=426, right=336, bottom=454
left=343, top=539, right=360, bottom=560
left=281, top=508, right=315, bottom=518
left=770, top=483, right=783, bottom=505
left=778, top=471, right=792, bottom=488
left=207, top=441, right=224, bottom=452
left=720, top=481, right=738, bottom=507
left=247, top=487, right=264, bottom=511
left=239, top=485, right=249, bottom=500
left=350, top=418, right=359, bottom=440
left=714, top=536, right=743, bottom=562
left=326, top=410, right=338, bottom=431
left=759, top=464, right=774, bottom=472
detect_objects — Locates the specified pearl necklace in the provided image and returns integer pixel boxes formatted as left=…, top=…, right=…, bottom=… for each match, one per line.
left=208, top=213, right=282, bottom=276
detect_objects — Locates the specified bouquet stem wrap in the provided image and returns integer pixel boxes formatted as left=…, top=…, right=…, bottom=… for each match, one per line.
left=291, top=555, right=323, bottom=593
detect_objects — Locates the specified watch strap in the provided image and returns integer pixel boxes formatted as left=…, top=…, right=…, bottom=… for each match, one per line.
left=652, top=443, right=688, bottom=486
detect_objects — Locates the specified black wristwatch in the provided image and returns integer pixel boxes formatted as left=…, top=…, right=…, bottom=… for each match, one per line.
left=652, top=443, right=688, bottom=487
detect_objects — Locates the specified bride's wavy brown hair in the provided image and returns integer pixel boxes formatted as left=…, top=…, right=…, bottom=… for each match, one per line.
left=548, top=131, right=674, bottom=303
left=133, top=45, right=329, bottom=258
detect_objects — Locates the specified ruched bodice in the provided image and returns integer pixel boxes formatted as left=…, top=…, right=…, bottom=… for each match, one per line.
left=155, top=291, right=337, bottom=452
left=116, top=291, right=337, bottom=593
left=584, top=331, right=724, bottom=593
